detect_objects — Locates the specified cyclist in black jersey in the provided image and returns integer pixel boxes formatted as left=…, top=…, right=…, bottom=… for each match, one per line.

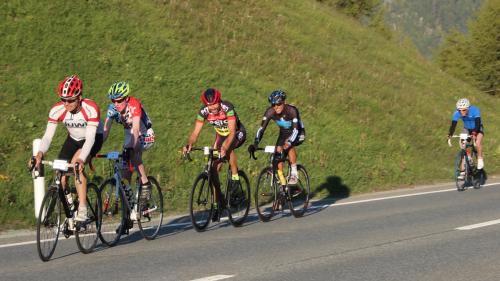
left=248, top=90, right=305, bottom=185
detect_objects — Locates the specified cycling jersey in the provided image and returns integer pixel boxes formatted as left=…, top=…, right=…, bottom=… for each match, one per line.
left=39, top=99, right=104, bottom=162
left=449, top=105, right=483, bottom=136
left=196, top=101, right=244, bottom=136
left=255, top=104, right=305, bottom=146
left=106, top=96, right=154, bottom=149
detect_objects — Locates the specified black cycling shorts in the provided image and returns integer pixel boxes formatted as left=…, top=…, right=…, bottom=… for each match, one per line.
left=276, top=129, right=305, bottom=147
left=58, top=134, right=103, bottom=162
left=214, top=129, right=247, bottom=152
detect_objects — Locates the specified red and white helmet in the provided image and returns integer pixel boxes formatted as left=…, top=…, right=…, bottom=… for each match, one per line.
left=58, top=75, right=82, bottom=98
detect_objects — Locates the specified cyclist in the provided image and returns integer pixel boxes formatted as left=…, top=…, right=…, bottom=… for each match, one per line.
left=183, top=88, right=246, bottom=220
left=34, top=75, right=104, bottom=221
left=103, top=81, right=155, bottom=223
left=448, top=98, right=484, bottom=178
left=248, top=90, right=305, bottom=185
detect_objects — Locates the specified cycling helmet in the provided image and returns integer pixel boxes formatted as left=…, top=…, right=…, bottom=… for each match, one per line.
left=58, top=75, right=82, bottom=98
left=201, top=88, right=221, bottom=105
left=456, top=98, right=470, bottom=110
left=268, top=89, right=286, bottom=105
left=107, top=81, right=130, bottom=99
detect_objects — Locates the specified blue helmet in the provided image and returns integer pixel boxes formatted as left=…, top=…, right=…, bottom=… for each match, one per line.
left=268, top=90, right=287, bottom=105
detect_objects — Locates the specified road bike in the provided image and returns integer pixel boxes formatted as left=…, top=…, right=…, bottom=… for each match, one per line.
left=250, top=145, right=310, bottom=222
left=448, top=134, right=485, bottom=191
left=30, top=159, right=101, bottom=261
left=185, top=147, right=251, bottom=232
left=96, top=151, right=163, bottom=244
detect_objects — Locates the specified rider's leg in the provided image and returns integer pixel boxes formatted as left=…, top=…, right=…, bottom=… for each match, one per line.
left=476, top=132, right=484, bottom=169
left=132, top=149, right=149, bottom=185
left=71, top=150, right=87, bottom=208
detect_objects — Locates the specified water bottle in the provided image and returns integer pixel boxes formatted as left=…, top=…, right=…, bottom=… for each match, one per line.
left=64, top=189, right=74, bottom=211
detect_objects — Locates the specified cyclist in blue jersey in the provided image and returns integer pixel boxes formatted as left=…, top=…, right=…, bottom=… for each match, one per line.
left=448, top=98, right=484, bottom=175
left=248, top=90, right=305, bottom=185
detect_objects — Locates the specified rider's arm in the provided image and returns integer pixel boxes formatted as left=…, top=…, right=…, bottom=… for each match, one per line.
left=103, top=117, right=113, bottom=143
left=448, top=121, right=458, bottom=137
left=78, top=124, right=97, bottom=162
left=286, top=107, right=300, bottom=146
left=187, top=120, right=204, bottom=147
left=38, top=121, right=58, bottom=156
left=222, top=118, right=237, bottom=153
left=255, top=108, right=273, bottom=145
left=130, top=116, right=141, bottom=150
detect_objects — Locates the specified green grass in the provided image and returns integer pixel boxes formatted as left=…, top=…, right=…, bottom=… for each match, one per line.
left=1, top=0, right=499, bottom=230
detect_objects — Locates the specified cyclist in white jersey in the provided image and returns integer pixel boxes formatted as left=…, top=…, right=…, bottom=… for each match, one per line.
left=34, top=75, right=104, bottom=221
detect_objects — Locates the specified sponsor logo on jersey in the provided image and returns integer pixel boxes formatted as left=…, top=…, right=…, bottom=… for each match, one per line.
left=64, top=120, right=87, bottom=128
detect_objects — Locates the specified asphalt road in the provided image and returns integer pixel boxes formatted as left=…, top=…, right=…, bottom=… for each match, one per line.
left=2, top=178, right=500, bottom=281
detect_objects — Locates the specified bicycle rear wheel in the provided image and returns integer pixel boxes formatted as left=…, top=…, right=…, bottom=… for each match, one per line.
left=189, top=173, right=213, bottom=232
left=99, top=178, right=126, bottom=246
left=75, top=183, right=102, bottom=254
left=227, top=170, right=251, bottom=227
left=454, top=151, right=466, bottom=191
left=137, top=176, right=164, bottom=240
left=255, top=167, right=276, bottom=222
left=36, top=187, right=61, bottom=262
left=288, top=164, right=310, bottom=218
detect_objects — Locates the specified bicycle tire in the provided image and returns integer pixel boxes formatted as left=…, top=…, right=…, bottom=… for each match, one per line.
left=454, top=151, right=466, bottom=191
left=75, top=183, right=102, bottom=254
left=36, top=187, right=61, bottom=262
left=99, top=178, right=126, bottom=246
left=227, top=170, right=251, bottom=227
left=470, top=150, right=482, bottom=189
left=189, top=173, right=213, bottom=232
left=288, top=164, right=310, bottom=218
left=255, top=167, right=276, bottom=222
left=137, top=176, right=164, bottom=240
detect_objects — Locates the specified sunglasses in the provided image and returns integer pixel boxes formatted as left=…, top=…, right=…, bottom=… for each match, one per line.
left=272, top=102, right=284, bottom=107
left=111, top=98, right=127, bottom=104
left=458, top=109, right=468, bottom=112
left=60, top=98, right=78, bottom=104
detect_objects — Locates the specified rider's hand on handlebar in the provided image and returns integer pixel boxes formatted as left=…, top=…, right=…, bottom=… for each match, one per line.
left=182, top=144, right=192, bottom=156
left=248, top=144, right=257, bottom=154
left=75, top=158, right=85, bottom=173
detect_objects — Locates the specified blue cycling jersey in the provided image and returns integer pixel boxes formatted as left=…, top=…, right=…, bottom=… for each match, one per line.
left=451, top=105, right=482, bottom=130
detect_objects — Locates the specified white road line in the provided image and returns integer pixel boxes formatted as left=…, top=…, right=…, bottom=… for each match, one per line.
left=189, top=275, right=235, bottom=281
left=456, top=219, right=500, bottom=230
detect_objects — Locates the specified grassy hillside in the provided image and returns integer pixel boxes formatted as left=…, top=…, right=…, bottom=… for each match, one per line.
left=1, top=0, right=499, bottom=229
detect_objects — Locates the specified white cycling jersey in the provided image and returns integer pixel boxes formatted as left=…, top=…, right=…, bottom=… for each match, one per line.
left=39, top=99, right=104, bottom=161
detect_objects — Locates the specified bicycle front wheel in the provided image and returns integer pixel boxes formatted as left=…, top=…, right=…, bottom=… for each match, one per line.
left=227, top=170, right=251, bottom=227
left=137, top=176, right=164, bottom=240
left=99, top=178, right=126, bottom=246
left=189, top=173, right=213, bottom=232
left=255, top=167, right=276, bottom=222
left=36, top=187, right=61, bottom=262
left=288, top=164, right=310, bottom=218
left=75, top=183, right=102, bottom=254
left=454, top=151, right=466, bottom=191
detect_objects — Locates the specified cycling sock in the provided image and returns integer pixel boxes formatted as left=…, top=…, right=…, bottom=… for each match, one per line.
left=231, top=174, right=240, bottom=181
left=291, top=164, right=298, bottom=175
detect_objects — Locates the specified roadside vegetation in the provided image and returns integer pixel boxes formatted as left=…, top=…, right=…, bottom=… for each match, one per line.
left=1, top=0, right=499, bottom=229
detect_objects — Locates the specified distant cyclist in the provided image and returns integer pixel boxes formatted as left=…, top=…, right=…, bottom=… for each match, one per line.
left=34, top=75, right=104, bottom=221
left=103, top=81, right=155, bottom=216
left=248, top=90, right=305, bottom=185
left=183, top=88, right=246, bottom=220
left=448, top=98, right=484, bottom=175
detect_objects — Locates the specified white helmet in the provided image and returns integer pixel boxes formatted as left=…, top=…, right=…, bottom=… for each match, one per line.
left=456, top=98, right=470, bottom=110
